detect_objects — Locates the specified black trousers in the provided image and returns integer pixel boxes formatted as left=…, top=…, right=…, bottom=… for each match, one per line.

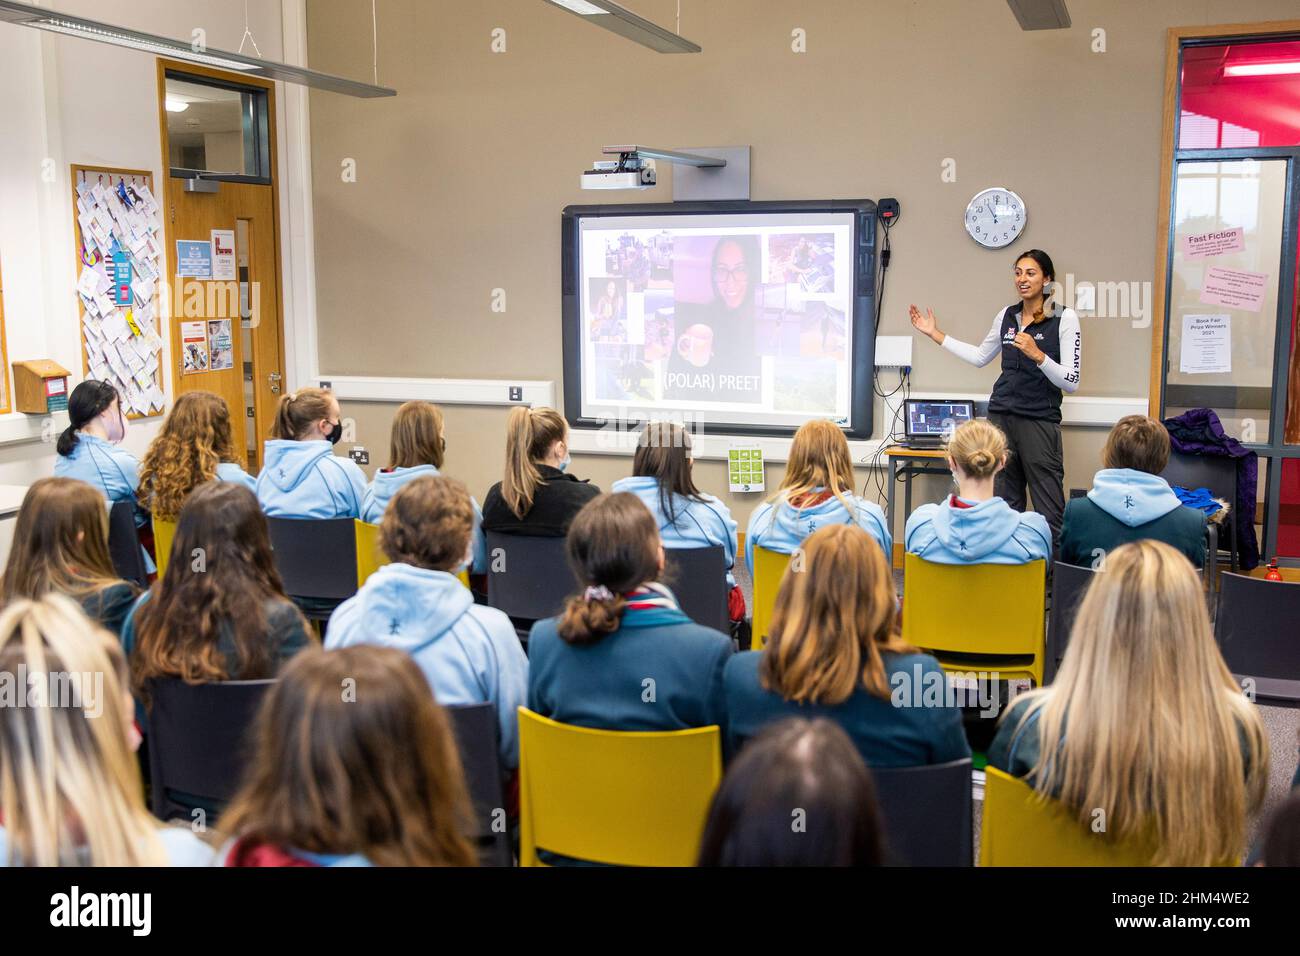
left=988, top=412, right=1065, bottom=544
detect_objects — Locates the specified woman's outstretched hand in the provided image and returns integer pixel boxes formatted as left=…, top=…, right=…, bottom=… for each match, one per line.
left=909, top=305, right=943, bottom=344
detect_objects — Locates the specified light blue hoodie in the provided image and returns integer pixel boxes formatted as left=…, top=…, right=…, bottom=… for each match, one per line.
left=905, top=495, right=1051, bottom=565
left=0, top=824, right=215, bottom=866
left=325, top=563, right=528, bottom=768
left=745, top=489, right=892, bottom=573
left=362, top=464, right=487, bottom=574
left=55, top=432, right=144, bottom=524
left=611, top=475, right=739, bottom=586
left=1087, top=468, right=1183, bottom=527
left=256, top=439, right=367, bottom=518
left=216, top=461, right=258, bottom=492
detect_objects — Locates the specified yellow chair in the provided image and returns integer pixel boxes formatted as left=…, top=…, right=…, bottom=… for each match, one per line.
left=353, top=520, right=469, bottom=590
left=902, top=554, right=1046, bottom=687
left=152, top=516, right=177, bottom=576
left=981, top=766, right=1165, bottom=866
left=751, top=546, right=792, bottom=650
left=517, top=708, right=722, bottom=867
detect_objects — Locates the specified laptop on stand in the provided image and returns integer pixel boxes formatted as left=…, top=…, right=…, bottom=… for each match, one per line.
left=900, top=399, right=976, bottom=450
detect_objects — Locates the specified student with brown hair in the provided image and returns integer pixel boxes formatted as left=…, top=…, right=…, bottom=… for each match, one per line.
left=611, top=422, right=743, bottom=622
left=361, top=400, right=486, bottom=573
left=136, top=390, right=256, bottom=520
left=1058, top=415, right=1206, bottom=568
left=905, top=418, right=1051, bottom=564
left=327, top=475, right=528, bottom=768
left=724, top=524, right=969, bottom=765
left=124, top=482, right=310, bottom=705
left=481, top=406, right=599, bottom=536
left=527, top=492, right=732, bottom=732
left=745, top=418, right=889, bottom=573
left=988, top=540, right=1267, bottom=866
left=256, top=386, right=367, bottom=518
left=0, top=477, right=139, bottom=637
left=219, top=645, right=477, bottom=867
left=697, top=718, right=887, bottom=867
left=0, top=594, right=213, bottom=865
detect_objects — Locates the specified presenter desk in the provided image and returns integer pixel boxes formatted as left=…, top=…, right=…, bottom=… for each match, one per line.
left=884, top=445, right=950, bottom=545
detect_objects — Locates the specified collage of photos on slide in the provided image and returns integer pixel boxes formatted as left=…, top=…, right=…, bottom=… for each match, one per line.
left=588, top=229, right=848, bottom=414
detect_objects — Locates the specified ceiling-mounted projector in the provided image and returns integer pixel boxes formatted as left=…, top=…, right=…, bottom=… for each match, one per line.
left=580, top=145, right=726, bottom=191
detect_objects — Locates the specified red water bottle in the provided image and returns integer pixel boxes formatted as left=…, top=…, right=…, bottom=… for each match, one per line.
left=1265, top=557, right=1283, bottom=582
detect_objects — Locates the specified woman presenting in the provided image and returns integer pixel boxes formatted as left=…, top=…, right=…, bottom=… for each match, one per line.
left=909, top=249, right=1081, bottom=541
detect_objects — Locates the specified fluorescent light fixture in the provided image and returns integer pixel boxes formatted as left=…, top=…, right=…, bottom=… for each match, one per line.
left=541, top=0, right=701, bottom=54
left=164, top=97, right=189, bottom=113
left=0, top=0, right=397, bottom=98
left=1005, top=0, right=1070, bottom=30
left=1224, top=60, right=1300, bottom=77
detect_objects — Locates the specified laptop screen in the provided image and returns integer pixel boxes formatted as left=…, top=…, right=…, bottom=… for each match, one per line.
left=905, top=400, right=975, bottom=437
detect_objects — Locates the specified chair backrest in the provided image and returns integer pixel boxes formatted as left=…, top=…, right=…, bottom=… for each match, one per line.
left=1045, top=561, right=1097, bottom=684
left=145, top=677, right=275, bottom=823
left=446, top=703, right=512, bottom=867
left=353, top=519, right=391, bottom=589
left=485, top=532, right=580, bottom=622
left=870, top=758, right=973, bottom=866
left=517, top=708, right=722, bottom=866
left=663, top=546, right=729, bottom=633
left=751, top=546, right=792, bottom=650
left=152, top=516, right=177, bottom=577
left=1161, top=449, right=1237, bottom=503
left=980, top=766, right=1164, bottom=866
left=902, top=554, right=1046, bottom=685
left=1214, top=571, right=1300, bottom=704
left=265, top=517, right=359, bottom=600
left=107, top=500, right=149, bottom=587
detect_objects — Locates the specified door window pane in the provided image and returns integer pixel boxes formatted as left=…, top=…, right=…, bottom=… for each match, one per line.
left=1180, top=39, right=1300, bottom=149
left=166, top=75, right=269, bottom=179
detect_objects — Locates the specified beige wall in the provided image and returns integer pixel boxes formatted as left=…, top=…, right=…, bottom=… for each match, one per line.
left=304, top=0, right=1299, bottom=532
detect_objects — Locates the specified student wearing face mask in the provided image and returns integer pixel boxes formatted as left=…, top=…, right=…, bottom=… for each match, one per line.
left=55, top=380, right=145, bottom=526
left=256, top=387, right=367, bottom=519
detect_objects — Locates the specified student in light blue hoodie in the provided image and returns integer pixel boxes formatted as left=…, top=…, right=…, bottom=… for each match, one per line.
left=745, top=419, right=890, bottom=573
left=54, top=380, right=145, bottom=525
left=1059, top=415, right=1206, bottom=569
left=361, top=400, right=486, bottom=574
left=905, top=419, right=1051, bottom=565
left=611, top=422, right=743, bottom=621
left=327, top=475, right=527, bottom=768
left=256, top=387, right=367, bottom=518
left=220, top=646, right=480, bottom=867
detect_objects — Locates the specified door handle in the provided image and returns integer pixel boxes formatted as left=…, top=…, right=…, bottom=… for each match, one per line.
left=268, top=372, right=282, bottom=394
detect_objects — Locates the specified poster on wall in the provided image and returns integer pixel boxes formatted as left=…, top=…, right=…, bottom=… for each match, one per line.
left=207, top=319, right=234, bottom=371
left=181, top=320, right=209, bottom=374
left=211, top=229, right=236, bottom=281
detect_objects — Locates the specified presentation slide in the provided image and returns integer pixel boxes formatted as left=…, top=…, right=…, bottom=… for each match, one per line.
left=562, top=203, right=876, bottom=436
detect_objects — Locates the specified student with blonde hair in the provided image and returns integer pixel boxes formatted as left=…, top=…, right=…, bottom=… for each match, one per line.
left=0, top=478, right=139, bottom=637
left=220, top=645, right=477, bottom=867
left=256, top=386, right=367, bottom=518
left=745, top=419, right=889, bottom=572
left=328, top=476, right=527, bottom=768
left=988, top=539, right=1268, bottom=866
left=0, top=594, right=213, bottom=866
left=361, top=400, right=486, bottom=573
left=481, top=406, right=599, bottom=536
left=905, top=418, right=1051, bottom=564
left=137, top=390, right=256, bottom=520
left=724, top=524, right=969, bottom=765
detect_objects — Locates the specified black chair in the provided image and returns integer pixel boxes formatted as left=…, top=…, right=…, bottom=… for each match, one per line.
left=1162, top=450, right=1238, bottom=573
left=485, top=532, right=580, bottom=636
left=107, top=500, right=149, bottom=587
left=447, top=703, right=513, bottom=866
left=1045, top=562, right=1097, bottom=684
left=145, top=677, right=275, bottom=824
left=265, top=517, right=358, bottom=620
left=664, top=546, right=730, bottom=633
left=1214, top=572, right=1300, bottom=706
left=870, top=758, right=973, bottom=866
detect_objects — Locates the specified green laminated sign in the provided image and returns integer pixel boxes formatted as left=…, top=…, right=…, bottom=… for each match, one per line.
left=728, top=446, right=764, bottom=493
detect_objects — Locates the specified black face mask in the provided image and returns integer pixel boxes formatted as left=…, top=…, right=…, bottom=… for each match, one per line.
left=325, top=419, right=343, bottom=445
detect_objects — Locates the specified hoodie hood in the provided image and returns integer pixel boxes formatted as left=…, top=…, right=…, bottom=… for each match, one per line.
left=372, top=464, right=439, bottom=494
left=768, top=489, right=859, bottom=539
left=342, top=563, right=472, bottom=651
left=927, top=496, right=1025, bottom=560
left=1087, top=468, right=1182, bottom=527
left=261, top=439, right=336, bottom=492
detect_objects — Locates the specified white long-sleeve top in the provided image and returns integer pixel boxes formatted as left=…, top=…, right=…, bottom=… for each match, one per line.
left=941, top=306, right=1082, bottom=393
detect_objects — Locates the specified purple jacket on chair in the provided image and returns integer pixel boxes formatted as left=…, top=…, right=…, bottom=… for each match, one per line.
left=1162, top=408, right=1259, bottom=570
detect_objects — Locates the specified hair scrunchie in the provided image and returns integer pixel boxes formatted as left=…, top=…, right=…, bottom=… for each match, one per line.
left=584, top=585, right=615, bottom=602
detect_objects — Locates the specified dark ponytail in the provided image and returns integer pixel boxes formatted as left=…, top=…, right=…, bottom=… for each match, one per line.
left=557, top=493, right=662, bottom=646
left=57, top=380, right=119, bottom=457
